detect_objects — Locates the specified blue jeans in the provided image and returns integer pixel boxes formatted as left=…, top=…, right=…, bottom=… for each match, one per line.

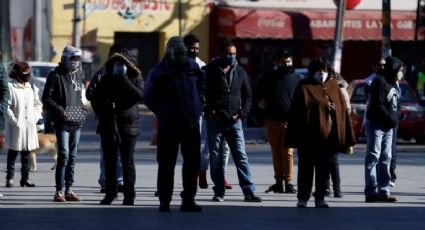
left=55, top=128, right=81, bottom=191
left=98, top=146, right=123, bottom=187
left=207, top=119, right=256, bottom=197
left=364, top=120, right=393, bottom=197
left=200, top=117, right=230, bottom=172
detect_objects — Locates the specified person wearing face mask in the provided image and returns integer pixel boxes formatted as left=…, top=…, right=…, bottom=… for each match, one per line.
left=255, top=49, right=302, bottom=194
left=285, top=57, right=356, bottom=208
left=4, top=62, right=43, bottom=188
left=364, top=56, right=403, bottom=203
left=203, top=42, right=262, bottom=203
left=42, top=45, right=88, bottom=202
left=144, top=36, right=205, bottom=212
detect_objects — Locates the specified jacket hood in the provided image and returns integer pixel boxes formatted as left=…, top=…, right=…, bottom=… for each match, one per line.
left=106, top=50, right=142, bottom=77
left=384, top=56, right=403, bottom=81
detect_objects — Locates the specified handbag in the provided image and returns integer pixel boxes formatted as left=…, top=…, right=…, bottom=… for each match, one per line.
left=65, top=106, right=87, bottom=124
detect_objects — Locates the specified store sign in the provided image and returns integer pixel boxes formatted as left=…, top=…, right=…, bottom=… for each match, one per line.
left=85, top=0, right=171, bottom=19
left=310, top=19, right=415, bottom=30
left=257, top=17, right=286, bottom=28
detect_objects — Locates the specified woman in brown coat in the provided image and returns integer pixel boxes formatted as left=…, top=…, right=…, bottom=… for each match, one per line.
left=285, top=57, right=355, bottom=208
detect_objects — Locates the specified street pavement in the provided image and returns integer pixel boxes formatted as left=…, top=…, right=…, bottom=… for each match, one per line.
left=0, top=108, right=425, bottom=230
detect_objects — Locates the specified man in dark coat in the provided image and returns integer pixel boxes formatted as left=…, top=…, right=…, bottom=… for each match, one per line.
left=143, top=36, right=204, bottom=212
left=90, top=48, right=144, bottom=206
left=203, top=42, right=262, bottom=203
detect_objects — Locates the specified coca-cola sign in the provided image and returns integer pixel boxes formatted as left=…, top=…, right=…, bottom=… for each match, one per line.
left=257, top=17, right=285, bottom=28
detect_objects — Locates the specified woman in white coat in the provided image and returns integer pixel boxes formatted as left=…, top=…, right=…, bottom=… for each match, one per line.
left=4, top=62, right=42, bottom=187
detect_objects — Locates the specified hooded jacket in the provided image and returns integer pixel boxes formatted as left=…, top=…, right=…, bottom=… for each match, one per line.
left=366, top=56, right=403, bottom=130
left=0, top=63, right=8, bottom=116
left=42, top=64, right=87, bottom=132
left=90, top=49, right=144, bottom=136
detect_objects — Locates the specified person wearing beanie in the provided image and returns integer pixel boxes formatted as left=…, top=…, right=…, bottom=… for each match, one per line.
left=89, top=46, right=143, bottom=206
left=42, top=45, right=88, bottom=202
left=144, top=36, right=204, bottom=212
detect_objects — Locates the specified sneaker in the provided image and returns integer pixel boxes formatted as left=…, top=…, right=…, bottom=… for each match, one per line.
left=0, top=193, right=3, bottom=198
left=334, top=190, right=343, bottom=198
left=297, top=200, right=307, bottom=208
left=212, top=195, right=224, bottom=202
left=285, top=184, right=297, bottom=194
left=365, top=194, right=382, bottom=203
left=54, top=191, right=66, bottom=202
left=198, top=171, right=208, bottom=189
left=389, top=181, right=396, bottom=187
left=5, top=179, right=13, bottom=188
left=244, top=193, right=262, bottom=202
left=265, top=183, right=284, bottom=193
left=180, top=202, right=202, bottom=212
left=20, top=180, right=35, bottom=187
left=65, top=191, right=81, bottom=202
left=100, top=194, right=117, bottom=205
left=315, top=199, right=329, bottom=208
left=381, top=195, right=397, bottom=202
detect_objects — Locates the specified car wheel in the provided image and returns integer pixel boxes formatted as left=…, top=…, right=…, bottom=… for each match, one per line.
left=415, top=135, right=425, bottom=144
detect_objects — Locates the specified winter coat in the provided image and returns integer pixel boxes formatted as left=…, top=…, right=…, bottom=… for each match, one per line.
left=42, top=65, right=87, bottom=132
left=366, top=57, right=403, bottom=130
left=143, top=57, right=205, bottom=129
left=285, top=77, right=356, bottom=152
left=256, top=67, right=302, bottom=122
left=203, top=60, right=252, bottom=123
left=5, top=80, right=42, bottom=151
left=90, top=52, right=144, bottom=136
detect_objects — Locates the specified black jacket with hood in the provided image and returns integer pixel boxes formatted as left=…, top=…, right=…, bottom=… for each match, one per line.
left=90, top=49, right=144, bottom=137
left=42, top=65, right=87, bottom=132
left=366, top=56, right=403, bottom=130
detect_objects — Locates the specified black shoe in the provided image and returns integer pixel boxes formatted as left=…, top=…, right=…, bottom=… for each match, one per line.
left=365, top=194, right=382, bottom=203
left=212, top=195, right=224, bottom=202
left=285, top=184, right=297, bottom=194
left=180, top=202, right=202, bottom=212
left=265, top=184, right=284, bottom=193
left=334, top=190, right=343, bottom=198
left=244, top=193, right=262, bottom=202
left=20, top=180, right=35, bottom=187
left=100, top=195, right=117, bottom=205
left=123, top=197, right=135, bottom=206
left=159, top=204, right=170, bottom=212
left=381, top=195, right=397, bottom=202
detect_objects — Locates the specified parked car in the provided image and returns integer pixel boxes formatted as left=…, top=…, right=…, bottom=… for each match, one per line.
left=349, top=79, right=425, bottom=144
left=28, top=61, right=88, bottom=105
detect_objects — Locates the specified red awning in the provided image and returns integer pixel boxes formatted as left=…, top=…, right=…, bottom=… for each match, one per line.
left=217, top=7, right=293, bottom=39
left=217, top=7, right=421, bottom=41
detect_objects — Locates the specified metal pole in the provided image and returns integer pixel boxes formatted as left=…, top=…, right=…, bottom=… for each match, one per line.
left=72, top=0, right=81, bottom=48
left=333, top=0, right=346, bottom=74
left=382, top=0, right=392, bottom=58
left=178, top=0, right=182, bottom=36
left=34, top=0, right=42, bottom=61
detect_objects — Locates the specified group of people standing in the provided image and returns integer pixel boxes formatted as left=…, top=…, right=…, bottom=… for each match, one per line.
left=0, top=34, right=404, bottom=211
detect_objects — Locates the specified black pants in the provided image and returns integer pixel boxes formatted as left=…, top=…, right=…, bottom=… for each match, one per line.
left=101, top=132, right=138, bottom=199
left=297, top=149, right=331, bottom=201
left=157, top=126, right=200, bottom=205
left=326, top=152, right=341, bottom=192
left=6, top=149, right=31, bottom=181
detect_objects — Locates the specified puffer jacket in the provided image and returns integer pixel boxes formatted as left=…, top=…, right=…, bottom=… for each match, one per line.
left=90, top=50, right=144, bottom=136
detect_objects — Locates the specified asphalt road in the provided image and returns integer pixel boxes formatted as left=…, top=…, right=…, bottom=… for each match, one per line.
left=0, top=109, right=424, bottom=230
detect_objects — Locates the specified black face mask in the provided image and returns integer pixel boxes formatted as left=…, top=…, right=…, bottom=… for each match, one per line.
left=187, top=50, right=199, bottom=59
left=18, top=73, right=31, bottom=82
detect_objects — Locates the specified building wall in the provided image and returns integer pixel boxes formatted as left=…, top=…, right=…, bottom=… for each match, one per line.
left=50, top=0, right=210, bottom=68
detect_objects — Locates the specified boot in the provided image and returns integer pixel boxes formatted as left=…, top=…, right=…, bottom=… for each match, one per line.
left=198, top=171, right=208, bottom=189
left=224, top=176, right=232, bottom=190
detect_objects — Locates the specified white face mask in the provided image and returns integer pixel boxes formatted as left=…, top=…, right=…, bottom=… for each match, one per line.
left=397, top=70, right=403, bottom=81
left=314, top=72, right=328, bottom=83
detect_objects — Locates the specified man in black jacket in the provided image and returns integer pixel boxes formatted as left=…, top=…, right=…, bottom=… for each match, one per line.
left=364, top=56, right=403, bottom=203
left=42, top=45, right=87, bottom=202
left=204, top=42, right=261, bottom=202
left=90, top=48, right=144, bottom=206
left=256, top=50, right=301, bottom=194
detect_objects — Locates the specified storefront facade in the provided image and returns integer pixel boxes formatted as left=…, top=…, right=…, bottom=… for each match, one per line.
left=209, top=0, right=424, bottom=82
